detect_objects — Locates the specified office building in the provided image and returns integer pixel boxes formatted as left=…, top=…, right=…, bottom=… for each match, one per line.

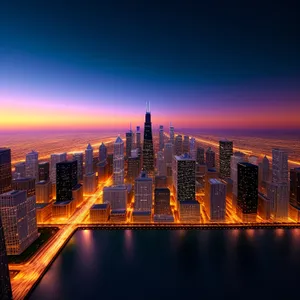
left=237, top=162, right=258, bottom=222
left=12, top=177, right=36, bottom=197
left=110, top=210, right=127, bottom=223
left=142, top=102, right=154, bottom=176
left=174, top=135, right=183, bottom=156
left=290, top=168, right=300, bottom=208
left=0, top=214, right=12, bottom=300
left=257, top=193, right=271, bottom=221
left=50, top=152, right=67, bottom=183
left=15, top=161, right=26, bottom=178
left=155, top=175, right=168, bottom=188
left=89, top=203, right=110, bottom=223
left=159, top=125, right=164, bottom=151
left=183, top=135, right=190, bottom=154
left=126, top=126, right=134, bottom=159
left=107, top=153, right=114, bottom=176
left=178, top=200, right=200, bottom=223
left=103, top=185, right=127, bottom=211
left=189, top=137, right=197, bottom=160
left=0, top=148, right=12, bottom=194
left=136, top=126, right=142, bottom=155
left=113, top=136, right=125, bottom=185
left=36, top=180, right=52, bottom=203
left=231, top=152, right=246, bottom=209
left=205, top=147, right=215, bottom=169
left=56, top=160, right=78, bottom=202
left=207, top=179, right=226, bottom=221
left=127, top=150, right=141, bottom=183
left=154, top=188, right=172, bottom=216
left=169, top=123, right=175, bottom=145
left=156, top=151, right=166, bottom=176
left=219, top=140, right=233, bottom=179
left=85, top=143, right=94, bottom=175
left=134, top=171, right=153, bottom=211
left=267, top=182, right=289, bottom=221
left=97, top=162, right=108, bottom=183
left=196, top=147, right=205, bottom=165
left=132, top=211, right=152, bottom=223
left=0, top=190, right=38, bottom=255
left=72, top=183, right=83, bottom=207
left=38, top=161, right=49, bottom=181
left=173, top=153, right=196, bottom=204
left=73, top=152, right=84, bottom=181
left=99, top=142, right=107, bottom=165
left=52, top=200, right=76, bottom=219
left=36, top=203, right=52, bottom=223
left=83, top=173, right=97, bottom=195
left=25, top=150, right=39, bottom=180
left=272, top=149, right=288, bottom=184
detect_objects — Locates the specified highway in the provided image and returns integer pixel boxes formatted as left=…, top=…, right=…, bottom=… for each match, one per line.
left=10, top=177, right=112, bottom=300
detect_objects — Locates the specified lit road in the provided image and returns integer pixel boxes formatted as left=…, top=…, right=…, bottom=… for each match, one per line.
left=10, top=177, right=112, bottom=300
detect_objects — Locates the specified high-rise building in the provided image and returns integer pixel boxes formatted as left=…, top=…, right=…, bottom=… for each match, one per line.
left=196, top=147, right=205, bottom=165
left=237, top=162, right=258, bottom=222
left=103, top=185, right=127, bottom=211
left=262, top=155, right=270, bottom=182
left=127, top=149, right=141, bottom=183
left=272, top=149, right=288, bottom=184
left=12, top=177, right=36, bottom=197
left=257, top=192, right=271, bottom=220
left=183, top=135, right=190, bottom=154
left=173, top=153, right=196, bottom=203
left=72, top=152, right=84, bottom=181
left=85, top=143, right=94, bottom=175
left=56, top=160, right=78, bottom=202
left=38, top=161, right=50, bottom=181
left=15, top=161, right=26, bottom=178
left=267, top=182, right=289, bottom=221
left=207, top=179, right=226, bottom=221
left=99, top=143, right=107, bottom=165
left=174, top=135, right=183, bottom=156
left=83, top=173, right=97, bottom=195
left=50, top=153, right=67, bottom=183
left=36, top=180, right=52, bottom=203
left=142, top=102, right=154, bottom=176
left=155, top=175, right=168, bottom=188
left=164, top=142, right=174, bottom=184
left=159, top=125, right=164, bottom=151
left=107, top=153, right=114, bottom=176
left=0, top=214, right=12, bottom=299
left=126, top=126, right=133, bottom=159
left=205, top=147, right=215, bottom=169
left=219, top=140, right=233, bottom=179
left=154, top=188, right=173, bottom=222
left=134, top=171, right=153, bottom=211
left=113, top=136, right=125, bottom=185
left=156, top=151, right=166, bottom=176
left=204, top=168, right=218, bottom=207
left=189, top=137, right=197, bottom=160
left=136, top=126, right=142, bottom=155
left=290, top=168, right=300, bottom=208
left=0, top=190, right=38, bottom=255
left=25, top=150, right=39, bottom=180
left=0, top=148, right=12, bottom=194
left=169, top=123, right=175, bottom=145
left=231, top=152, right=246, bottom=209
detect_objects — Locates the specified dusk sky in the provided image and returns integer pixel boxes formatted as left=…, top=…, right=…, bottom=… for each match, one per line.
left=1, top=1, right=300, bottom=130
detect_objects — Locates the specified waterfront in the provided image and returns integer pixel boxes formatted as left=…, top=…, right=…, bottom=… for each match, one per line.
left=30, top=229, right=300, bottom=300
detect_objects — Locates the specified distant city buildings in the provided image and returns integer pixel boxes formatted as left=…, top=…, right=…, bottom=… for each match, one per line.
left=25, top=150, right=39, bottom=180
left=73, top=152, right=84, bottom=181
left=159, top=125, right=164, bottom=151
left=113, top=136, right=125, bottom=185
left=103, top=185, right=127, bottom=211
left=174, top=135, right=183, bottom=156
left=219, top=140, right=233, bottom=179
left=38, top=162, right=50, bottom=181
left=15, top=161, right=26, bottom=178
left=196, top=147, right=205, bottom=165
left=272, top=149, right=288, bottom=184
left=85, top=143, right=94, bottom=175
left=183, top=135, right=190, bottom=154
left=135, top=126, right=142, bottom=155
left=169, top=123, right=175, bottom=145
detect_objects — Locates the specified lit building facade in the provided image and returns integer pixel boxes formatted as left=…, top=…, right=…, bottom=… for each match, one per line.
left=38, top=161, right=50, bottom=181
left=36, top=203, right=52, bottom=223
left=196, top=147, right=205, bottom=165
left=35, top=180, right=52, bottom=203
left=205, top=147, right=215, bottom=169
left=12, top=177, right=36, bottom=197
left=50, top=152, right=67, bottom=183
left=159, top=125, right=164, bottom=151
left=169, top=123, right=175, bottom=145
left=73, top=152, right=84, bottom=181
left=136, top=126, right=142, bottom=155
left=156, top=151, right=166, bottom=176
left=103, top=185, right=127, bottom=211
left=25, top=150, right=39, bottom=180
left=272, top=148, right=288, bottom=184
left=207, top=179, right=226, bottom=222
left=85, top=143, right=94, bottom=175
left=257, top=192, right=271, bottom=221
left=89, top=203, right=110, bottom=223
left=134, top=171, right=153, bottom=212
left=14, top=161, right=26, bottom=178
left=183, top=135, right=190, bottom=154
left=113, top=136, right=125, bottom=185
left=83, top=173, right=97, bottom=195
left=126, top=127, right=133, bottom=159
left=174, top=135, right=183, bottom=156
left=219, top=140, right=233, bottom=179
left=0, top=148, right=12, bottom=194
left=178, top=201, right=200, bottom=223
left=290, top=168, right=300, bottom=208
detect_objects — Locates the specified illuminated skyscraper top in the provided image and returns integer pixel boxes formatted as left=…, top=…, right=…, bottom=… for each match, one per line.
left=142, top=102, right=154, bottom=176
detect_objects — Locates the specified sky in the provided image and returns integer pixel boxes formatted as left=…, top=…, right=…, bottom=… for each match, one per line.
left=1, top=1, right=300, bottom=131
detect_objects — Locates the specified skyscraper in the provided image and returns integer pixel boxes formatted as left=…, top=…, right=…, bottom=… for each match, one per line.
left=173, top=153, right=196, bottom=203
left=113, top=136, right=125, bottom=185
left=126, top=126, right=133, bottom=159
left=207, top=179, right=226, bottom=221
left=189, top=137, right=197, bottom=160
left=205, top=147, right=215, bottom=168
left=219, top=140, right=233, bottom=179
left=85, top=143, right=94, bottom=175
left=272, top=149, right=288, bottom=184
left=14, top=161, right=26, bottom=178
left=25, top=150, right=39, bottom=180
left=56, top=160, right=78, bottom=202
left=156, top=151, right=166, bottom=176
left=12, top=177, right=36, bottom=197
left=127, top=149, right=141, bottom=183
left=174, top=135, right=183, bottom=156
left=50, top=153, right=67, bottom=183
left=0, top=214, right=12, bottom=300
left=72, top=152, right=84, bottom=181
left=0, top=148, right=12, bottom=194
left=262, top=155, right=270, bottom=182
left=99, top=142, right=107, bottom=165
left=237, top=162, right=258, bottom=222
left=103, top=185, right=127, bottom=211
left=183, top=135, right=190, bottom=154
left=290, top=168, right=300, bottom=208
left=169, top=123, right=175, bottom=145
left=154, top=188, right=173, bottom=222
left=159, top=125, right=164, bottom=151
left=142, top=102, right=154, bottom=176
left=134, top=171, right=153, bottom=211
left=136, top=126, right=142, bottom=155
left=196, top=147, right=205, bottom=165
left=38, top=161, right=50, bottom=181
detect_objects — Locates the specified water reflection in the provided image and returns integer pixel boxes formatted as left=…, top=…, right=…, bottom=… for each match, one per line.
left=124, top=230, right=133, bottom=261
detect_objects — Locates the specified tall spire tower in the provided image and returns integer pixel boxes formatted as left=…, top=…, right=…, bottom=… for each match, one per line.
left=142, top=102, right=154, bottom=177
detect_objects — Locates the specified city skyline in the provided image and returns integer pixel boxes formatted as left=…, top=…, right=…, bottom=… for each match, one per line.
left=1, top=2, right=300, bottom=131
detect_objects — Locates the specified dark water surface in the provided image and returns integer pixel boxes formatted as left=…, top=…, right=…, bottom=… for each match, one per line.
left=30, top=229, right=300, bottom=300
